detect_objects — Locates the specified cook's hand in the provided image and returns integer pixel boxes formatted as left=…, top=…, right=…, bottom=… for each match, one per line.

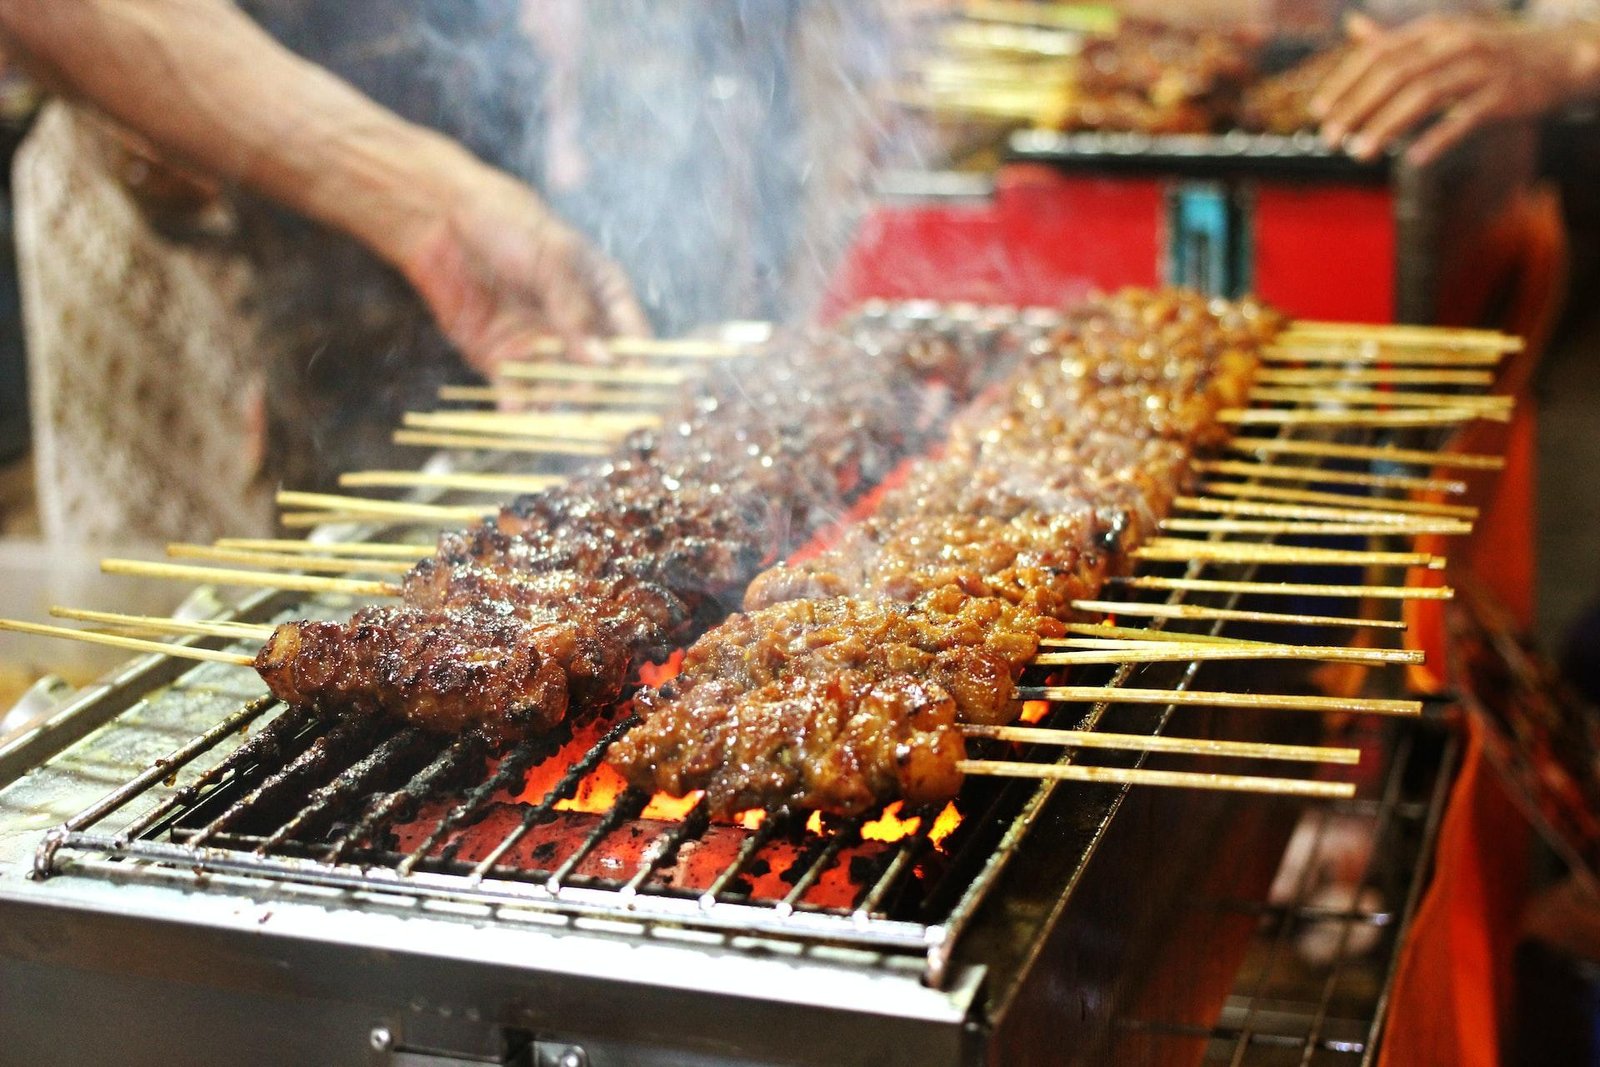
left=400, top=165, right=649, bottom=377
left=1312, top=14, right=1582, bottom=166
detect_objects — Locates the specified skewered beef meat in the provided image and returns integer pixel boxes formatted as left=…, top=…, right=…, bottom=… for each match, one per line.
left=610, top=289, right=1275, bottom=815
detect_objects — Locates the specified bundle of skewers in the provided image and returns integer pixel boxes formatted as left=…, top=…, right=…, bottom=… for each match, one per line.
left=4, top=288, right=1519, bottom=823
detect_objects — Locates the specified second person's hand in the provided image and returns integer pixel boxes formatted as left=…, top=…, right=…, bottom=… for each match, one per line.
left=398, top=162, right=650, bottom=378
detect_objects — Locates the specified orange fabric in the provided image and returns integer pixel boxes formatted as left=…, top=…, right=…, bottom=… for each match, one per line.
left=1403, top=185, right=1565, bottom=684
left=1379, top=713, right=1532, bottom=1067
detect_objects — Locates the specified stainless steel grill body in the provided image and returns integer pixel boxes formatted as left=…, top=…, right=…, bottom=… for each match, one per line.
left=0, top=302, right=1490, bottom=1065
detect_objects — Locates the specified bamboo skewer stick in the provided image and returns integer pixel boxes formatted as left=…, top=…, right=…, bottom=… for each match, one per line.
left=956, top=759, right=1355, bottom=798
left=166, top=543, right=417, bottom=576
left=1175, top=496, right=1474, bottom=528
left=1220, top=407, right=1489, bottom=427
left=1160, top=517, right=1472, bottom=537
left=1261, top=347, right=1505, bottom=368
left=401, top=411, right=654, bottom=441
left=1284, top=321, right=1522, bottom=349
left=100, top=559, right=397, bottom=598
left=498, top=363, right=693, bottom=386
left=0, top=618, right=257, bottom=666
left=1254, top=367, right=1496, bottom=386
left=1133, top=539, right=1443, bottom=569
left=1247, top=386, right=1512, bottom=412
left=275, top=491, right=491, bottom=523
left=1016, top=684, right=1421, bottom=716
left=504, top=336, right=758, bottom=359
left=438, top=384, right=675, bottom=407
left=393, top=430, right=611, bottom=456
left=1033, top=644, right=1423, bottom=667
left=1067, top=599, right=1408, bottom=630
left=49, top=607, right=275, bottom=641
left=1201, top=481, right=1479, bottom=520
left=1109, top=575, right=1452, bottom=600
left=214, top=539, right=433, bottom=559
left=338, top=470, right=566, bottom=494
left=1225, top=437, right=1504, bottom=471
left=1053, top=622, right=1261, bottom=646
left=280, top=511, right=462, bottom=529
left=1193, top=459, right=1467, bottom=495
left=962, top=723, right=1361, bottom=764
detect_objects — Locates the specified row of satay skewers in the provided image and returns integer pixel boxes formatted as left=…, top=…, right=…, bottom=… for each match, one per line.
left=1, top=296, right=1518, bottom=817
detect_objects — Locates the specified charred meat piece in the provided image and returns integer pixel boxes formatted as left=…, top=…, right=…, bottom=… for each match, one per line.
left=255, top=605, right=619, bottom=748
left=612, top=670, right=966, bottom=818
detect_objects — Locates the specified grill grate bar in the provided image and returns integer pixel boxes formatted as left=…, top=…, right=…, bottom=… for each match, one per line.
left=1229, top=732, right=1417, bottom=1067
left=185, top=718, right=373, bottom=849
left=546, top=787, right=650, bottom=894
left=321, top=733, right=485, bottom=865
left=777, top=818, right=863, bottom=913
left=256, top=727, right=430, bottom=854
left=112, top=697, right=297, bottom=842
left=469, top=716, right=637, bottom=882
left=397, top=731, right=568, bottom=876
left=699, top=812, right=789, bottom=907
left=621, top=796, right=712, bottom=897
left=853, top=807, right=940, bottom=919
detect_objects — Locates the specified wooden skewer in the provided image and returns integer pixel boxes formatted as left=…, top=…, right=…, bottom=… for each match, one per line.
left=1221, top=407, right=1490, bottom=427
left=1225, top=437, right=1504, bottom=471
left=1194, top=459, right=1467, bottom=495
left=0, top=618, right=256, bottom=666
left=393, top=430, right=611, bottom=456
left=1134, top=539, right=1443, bottom=569
left=1161, top=517, right=1472, bottom=537
left=1255, top=367, right=1496, bottom=387
left=1067, top=599, right=1408, bottom=630
left=50, top=607, right=275, bottom=641
left=1175, top=496, right=1473, bottom=528
left=506, top=336, right=757, bottom=360
left=276, top=491, right=491, bottom=523
left=100, top=558, right=397, bottom=598
left=956, top=759, right=1355, bottom=798
left=338, top=470, right=566, bottom=494
left=401, top=411, right=654, bottom=441
left=280, top=511, right=465, bottom=529
left=1016, top=684, right=1421, bottom=716
left=1284, top=321, right=1521, bottom=350
left=1109, top=575, right=1452, bottom=600
left=1261, top=347, right=1504, bottom=368
left=1248, top=386, right=1512, bottom=412
left=962, top=724, right=1360, bottom=764
left=498, top=362, right=693, bottom=386
left=214, top=538, right=433, bottom=559
left=166, top=543, right=416, bottom=576
left=1052, top=622, right=1259, bottom=646
left=438, top=384, right=675, bottom=407
left=1033, top=644, right=1422, bottom=666
left=1201, top=481, right=1478, bottom=520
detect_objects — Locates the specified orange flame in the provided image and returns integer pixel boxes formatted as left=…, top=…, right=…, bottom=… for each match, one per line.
left=1020, top=699, right=1050, bottom=724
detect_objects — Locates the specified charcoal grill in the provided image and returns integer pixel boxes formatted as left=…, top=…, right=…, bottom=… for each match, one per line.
left=0, top=302, right=1501, bottom=1065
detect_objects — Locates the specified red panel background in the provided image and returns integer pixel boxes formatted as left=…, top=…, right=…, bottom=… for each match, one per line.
left=1251, top=183, right=1397, bottom=323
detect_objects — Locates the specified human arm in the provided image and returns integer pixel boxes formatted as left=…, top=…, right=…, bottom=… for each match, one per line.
left=1312, top=13, right=1600, bottom=166
left=0, top=0, right=648, bottom=370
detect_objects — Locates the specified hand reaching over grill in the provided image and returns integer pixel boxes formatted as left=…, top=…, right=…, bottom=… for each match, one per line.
left=1311, top=14, right=1600, bottom=165
left=398, top=163, right=652, bottom=377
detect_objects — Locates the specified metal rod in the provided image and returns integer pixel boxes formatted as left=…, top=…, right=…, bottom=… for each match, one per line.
left=468, top=717, right=639, bottom=882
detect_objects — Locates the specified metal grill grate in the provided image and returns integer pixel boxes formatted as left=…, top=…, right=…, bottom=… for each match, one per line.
left=1113, top=716, right=1456, bottom=1065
